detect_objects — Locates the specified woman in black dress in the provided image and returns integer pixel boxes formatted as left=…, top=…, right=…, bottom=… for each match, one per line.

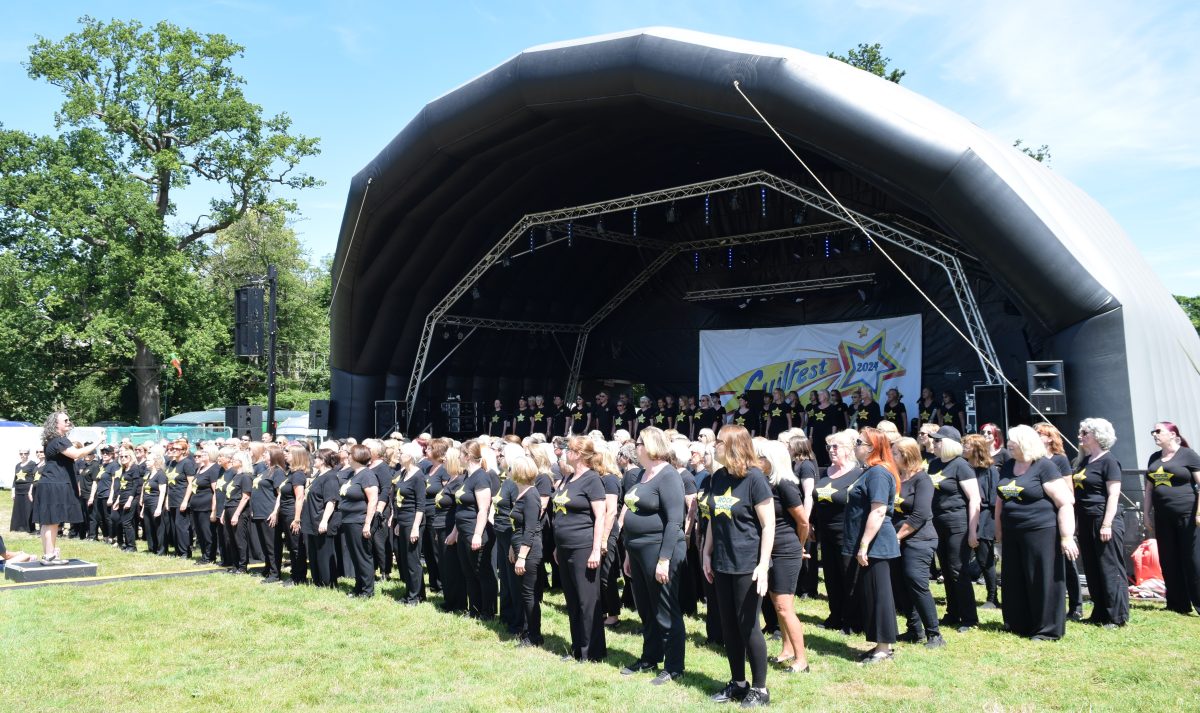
left=513, top=398, right=534, bottom=439
left=390, top=442, right=427, bottom=604
left=141, top=451, right=168, bottom=555
left=553, top=436, right=608, bottom=662
left=995, top=425, right=1078, bottom=640
left=813, top=429, right=862, bottom=633
left=702, top=424, right=774, bottom=707
left=788, top=435, right=820, bottom=600
left=508, top=455, right=546, bottom=647
left=338, top=444, right=379, bottom=598
left=889, top=438, right=943, bottom=647
left=807, top=390, right=844, bottom=468
left=221, top=451, right=254, bottom=574
left=187, top=446, right=220, bottom=565
left=1073, top=418, right=1128, bottom=627
left=301, top=449, right=341, bottom=588
left=758, top=439, right=810, bottom=674
left=620, top=427, right=687, bottom=684
left=1144, top=421, right=1200, bottom=615
left=31, top=412, right=99, bottom=563
left=10, top=448, right=36, bottom=534
left=279, top=445, right=309, bottom=585
left=962, top=434, right=1000, bottom=610
left=927, top=426, right=981, bottom=632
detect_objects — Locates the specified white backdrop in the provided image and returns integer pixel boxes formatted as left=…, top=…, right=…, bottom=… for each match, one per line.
left=699, top=315, right=923, bottom=409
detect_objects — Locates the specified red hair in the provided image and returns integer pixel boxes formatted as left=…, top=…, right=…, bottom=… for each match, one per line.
left=981, top=422, right=1003, bottom=450
left=1158, top=421, right=1190, bottom=448
left=860, top=427, right=900, bottom=496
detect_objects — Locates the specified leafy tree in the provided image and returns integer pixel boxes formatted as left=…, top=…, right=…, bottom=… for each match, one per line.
left=1014, top=139, right=1052, bottom=164
left=1176, top=295, right=1200, bottom=334
left=1, top=17, right=320, bottom=424
left=828, top=42, right=906, bottom=83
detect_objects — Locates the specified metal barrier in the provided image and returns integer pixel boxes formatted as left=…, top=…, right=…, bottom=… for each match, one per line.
left=104, top=425, right=233, bottom=445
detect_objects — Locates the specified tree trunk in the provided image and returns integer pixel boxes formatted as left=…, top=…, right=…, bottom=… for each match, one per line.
left=132, top=339, right=162, bottom=425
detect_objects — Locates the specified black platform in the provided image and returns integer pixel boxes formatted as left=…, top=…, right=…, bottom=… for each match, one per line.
left=3, top=559, right=97, bottom=583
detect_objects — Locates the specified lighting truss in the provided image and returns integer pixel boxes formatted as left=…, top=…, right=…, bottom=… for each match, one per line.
left=682, top=274, right=876, bottom=302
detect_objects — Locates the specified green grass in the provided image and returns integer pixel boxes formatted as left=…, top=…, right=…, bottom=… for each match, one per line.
left=3, top=489, right=1200, bottom=711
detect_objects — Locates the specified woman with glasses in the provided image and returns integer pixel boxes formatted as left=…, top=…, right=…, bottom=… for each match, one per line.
left=813, top=429, right=862, bottom=634
left=995, top=425, right=1078, bottom=640
left=1072, top=419, right=1128, bottom=627
left=1143, top=422, right=1200, bottom=615
left=31, top=412, right=100, bottom=564
left=980, top=424, right=1011, bottom=468
left=553, top=436, right=608, bottom=662
left=807, top=390, right=844, bottom=468
left=221, top=450, right=254, bottom=574
left=702, top=424, right=774, bottom=708
left=187, top=446, right=220, bottom=565
left=112, top=448, right=143, bottom=552
left=845, top=428, right=901, bottom=663
left=10, top=448, right=36, bottom=534
left=890, top=437, right=943, bottom=648
left=927, top=426, right=981, bottom=632
left=620, top=427, right=687, bottom=685
left=141, top=450, right=169, bottom=555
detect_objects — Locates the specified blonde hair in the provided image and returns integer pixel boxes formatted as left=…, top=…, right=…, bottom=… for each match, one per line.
left=1008, top=425, right=1048, bottom=462
left=637, top=427, right=672, bottom=461
left=509, top=456, right=538, bottom=486
left=758, top=439, right=797, bottom=487
left=530, top=443, right=554, bottom=473
left=444, top=447, right=465, bottom=477
left=937, top=437, right=964, bottom=461
left=893, top=437, right=924, bottom=476
left=827, top=428, right=859, bottom=452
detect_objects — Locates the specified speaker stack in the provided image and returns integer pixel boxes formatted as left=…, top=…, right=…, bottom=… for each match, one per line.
left=225, top=405, right=263, bottom=439
left=1026, top=360, right=1068, bottom=416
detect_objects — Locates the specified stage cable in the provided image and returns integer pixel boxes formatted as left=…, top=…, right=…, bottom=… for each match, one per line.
left=732, top=80, right=1078, bottom=454
left=329, top=176, right=374, bottom=315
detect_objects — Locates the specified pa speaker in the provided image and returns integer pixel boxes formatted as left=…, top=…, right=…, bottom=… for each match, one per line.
left=1027, top=360, right=1067, bottom=416
left=234, top=287, right=265, bottom=357
left=374, top=400, right=408, bottom=438
left=308, top=400, right=331, bottom=430
left=973, top=384, right=1007, bottom=431
left=225, top=405, right=263, bottom=438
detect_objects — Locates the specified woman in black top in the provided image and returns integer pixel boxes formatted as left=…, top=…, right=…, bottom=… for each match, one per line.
left=31, top=412, right=99, bottom=563
left=882, top=389, right=908, bottom=437
left=981, top=424, right=1011, bottom=468
left=995, top=425, right=1078, bottom=640
left=422, top=439, right=448, bottom=594
left=391, top=442, right=427, bottom=604
left=1144, top=421, right=1200, bottom=615
left=927, top=426, right=981, bottom=631
left=10, top=448, right=36, bottom=534
left=962, top=434, right=1000, bottom=610
left=596, top=450, right=623, bottom=628
left=758, top=439, right=810, bottom=674
left=807, top=390, right=844, bottom=468
left=279, top=446, right=309, bottom=585
left=446, top=441, right=496, bottom=619
left=1073, top=418, right=1128, bottom=626
left=338, top=444, right=379, bottom=598
left=1035, top=422, right=1082, bottom=620
left=730, top=394, right=755, bottom=435
left=513, top=398, right=534, bottom=439
left=221, top=451, right=254, bottom=574
left=702, top=425, right=774, bottom=708
left=435, top=445, right=467, bottom=612
left=302, top=449, right=342, bottom=588
left=763, top=389, right=791, bottom=441
left=141, top=452, right=169, bottom=555
left=618, top=427, right=687, bottom=684
left=915, top=387, right=940, bottom=432
left=553, top=436, right=608, bottom=662
left=252, top=447, right=284, bottom=583
left=187, top=446, right=220, bottom=565
left=940, top=391, right=965, bottom=432
left=114, top=447, right=144, bottom=552
left=788, top=435, right=820, bottom=600
left=890, top=438, right=943, bottom=647
left=813, top=429, right=863, bottom=634
left=507, top=455, right=545, bottom=647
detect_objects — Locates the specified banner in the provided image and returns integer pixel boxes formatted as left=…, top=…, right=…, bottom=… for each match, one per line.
left=698, top=315, right=922, bottom=411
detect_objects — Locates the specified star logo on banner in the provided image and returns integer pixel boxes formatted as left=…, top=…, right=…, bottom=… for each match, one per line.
left=1148, top=467, right=1173, bottom=487
left=998, top=480, right=1024, bottom=501
left=772, top=408, right=783, bottom=417
left=858, top=325, right=869, bottom=338
left=836, top=333, right=904, bottom=396
left=624, top=486, right=640, bottom=513
left=712, top=487, right=739, bottom=518
left=814, top=412, right=826, bottom=422
left=893, top=495, right=905, bottom=514
left=1073, top=470, right=1087, bottom=490
left=552, top=490, right=570, bottom=515
left=815, top=483, right=836, bottom=503
left=929, top=472, right=946, bottom=490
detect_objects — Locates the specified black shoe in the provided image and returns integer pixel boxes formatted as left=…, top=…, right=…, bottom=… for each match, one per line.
left=768, top=654, right=795, bottom=666
left=956, top=625, right=974, bottom=633
left=779, top=664, right=810, bottom=674
left=620, top=660, right=657, bottom=676
left=925, top=634, right=946, bottom=649
left=560, top=654, right=579, bottom=663
left=1067, top=607, right=1084, bottom=622
left=938, top=616, right=960, bottom=627
left=858, top=649, right=894, bottom=665
left=1030, top=634, right=1056, bottom=642
left=740, top=687, right=770, bottom=708
left=262, top=576, right=280, bottom=584
left=898, top=630, right=925, bottom=644
left=981, top=599, right=999, bottom=610
left=711, top=681, right=750, bottom=703
left=281, top=580, right=296, bottom=588
left=650, top=671, right=682, bottom=686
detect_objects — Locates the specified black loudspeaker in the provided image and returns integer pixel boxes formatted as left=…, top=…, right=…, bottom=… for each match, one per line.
left=374, top=400, right=408, bottom=438
left=1027, top=360, right=1067, bottom=416
left=225, top=405, right=263, bottom=438
left=973, top=384, right=1008, bottom=431
left=308, top=400, right=331, bottom=430
left=234, top=286, right=265, bottom=357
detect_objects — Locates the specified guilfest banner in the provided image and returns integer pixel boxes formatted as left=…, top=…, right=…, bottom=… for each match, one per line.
left=698, top=315, right=922, bottom=412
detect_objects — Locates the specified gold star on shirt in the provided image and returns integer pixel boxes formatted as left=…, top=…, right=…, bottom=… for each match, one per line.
left=858, top=409, right=869, bottom=421
left=694, top=410, right=703, bottom=419
left=573, top=411, right=583, bottom=421
left=920, top=411, right=931, bottom=421
left=454, top=484, right=467, bottom=504
left=997, top=480, right=1024, bottom=501
left=396, top=491, right=405, bottom=507
left=1148, top=467, right=1173, bottom=487
left=943, top=414, right=954, bottom=425
left=815, top=483, right=836, bottom=503
left=1072, top=470, right=1087, bottom=490
left=655, top=413, right=665, bottom=424
left=638, top=414, right=647, bottom=424
left=624, top=486, right=640, bottom=513
left=735, top=416, right=746, bottom=426
left=492, top=492, right=502, bottom=509
left=491, top=414, right=500, bottom=423
left=893, top=495, right=905, bottom=514
left=814, top=412, right=826, bottom=422
left=929, top=472, right=946, bottom=490
left=697, top=491, right=711, bottom=520
left=885, top=410, right=897, bottom=420
left=516, top=413, right=526, bottom=422
left=772, top=408, right=783, bottom=417
left=712, top=487, right=740, bottom=518
left=552, top=490, right=570, bottom=515
left=534, top=411, right=544, bottom=422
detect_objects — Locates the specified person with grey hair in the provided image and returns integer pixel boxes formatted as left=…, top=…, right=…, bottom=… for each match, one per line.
left=927, top=425, right=981, bottom=632
left=1073, top=418, right=1128, bottom=627
left=32, top=412, right=100, bottom=563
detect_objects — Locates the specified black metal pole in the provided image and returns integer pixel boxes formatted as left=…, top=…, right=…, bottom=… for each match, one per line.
left=267, top=264, right=278, bottom=438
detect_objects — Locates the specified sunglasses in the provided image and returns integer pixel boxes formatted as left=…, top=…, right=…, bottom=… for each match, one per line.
left=827, top=445, right=839, bottom=451
left=1150, top=429, right=1164, bottom=435
left=931, top=438, right=943, bottom=443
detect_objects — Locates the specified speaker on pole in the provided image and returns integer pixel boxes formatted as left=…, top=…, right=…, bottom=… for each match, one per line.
left=1027, top=360, right=1067, bottom=416
left=309, top=400, right=331, bottom=431
left=234, top=286, right=265, bottom=357
left=225, top=405, right=263, bottom=439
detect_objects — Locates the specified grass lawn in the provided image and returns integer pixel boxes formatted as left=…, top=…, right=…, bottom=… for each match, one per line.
left=3, top=489, right=1199, bottom=711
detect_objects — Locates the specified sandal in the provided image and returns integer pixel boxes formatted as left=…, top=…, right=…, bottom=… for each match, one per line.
left=769, top=654, right=795, bottom=666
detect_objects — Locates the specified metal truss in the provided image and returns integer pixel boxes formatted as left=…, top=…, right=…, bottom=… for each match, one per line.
left=405, top=170, right=1004, bottom=423
left=438, top=315, right=586, bottom=333
left=683, top=273, right=877, bottom=302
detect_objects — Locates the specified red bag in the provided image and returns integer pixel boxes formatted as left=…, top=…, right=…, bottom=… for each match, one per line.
left=1132, top=539, right=1162, bottom=585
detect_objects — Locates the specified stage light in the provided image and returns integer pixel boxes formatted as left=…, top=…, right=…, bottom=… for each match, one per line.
left=597, top=217, right=605, bottom=234
left=793, top=207, right=807, bottom=225
left=529, top=228, right=535, bottom=251
left=760, top=187, right=767, bottom=217
left=693, top=251, right=700, bottom=272
left=857, top=288, right=868, bottom=302
left=666, top=203, right=678, bottom=223
left=502, top=257, right=511, bottom=268
left=730, top=192, right=740, bottom=211
left=727, top=247, right=734, bottom=269
left=442, top=330, right=450, bottom=339
left=737, top=300, right=748, bottom=309
left=794, top=297, right=805, bottom=303
left=457, top=331, right=464, bottom=340
left=471, top=287, right=481, bottom=300
left=567, top=222, right=573, bottom=247
left=545, top=227, right=553, bottom=242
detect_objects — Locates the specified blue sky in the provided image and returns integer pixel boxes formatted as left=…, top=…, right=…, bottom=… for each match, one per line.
left=3, top=0, right=1197, bottom=294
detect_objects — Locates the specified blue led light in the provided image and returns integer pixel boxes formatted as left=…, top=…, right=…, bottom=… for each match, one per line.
left=705, top=194, right=711, bottom=225
left=694, top=251, right=700, bottom=272
left=727, top=247, right=734, bottom=269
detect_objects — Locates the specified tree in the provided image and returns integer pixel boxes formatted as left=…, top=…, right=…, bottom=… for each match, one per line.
left=827, top=42, right=906, bottom=83
left=1, top=17, right=319, bottom=424
left=1176, top=295, right=1200, bottom=334
left=1013, top=139, right=1052, bottom=164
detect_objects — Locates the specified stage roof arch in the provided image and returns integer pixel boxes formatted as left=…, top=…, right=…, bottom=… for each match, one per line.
left=330, top=27, right=1200, bottom=465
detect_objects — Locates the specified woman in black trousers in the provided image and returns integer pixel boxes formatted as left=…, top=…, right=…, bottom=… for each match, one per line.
left=1144, top=421, right=1200, bottom=615
left=553, top=436, right=608, bottom=662
left=845, top=428, right=901, bottom=663
left=890, top=438, right=943, bottom=647
left=962, top=434, right=1000, bottom=610
left=446, top=441, right=495, bottom=619
left=703, top=425, right=774, bottom=708
left=221, top=451, right=253, bottom=574
left=302, top=449, right=341, bottom=587
left=391, top=442, right=427, bottom=604
left=995, top=425, right=1079, bottom=640
left=508, top=455, right=545, bottom=647
left=436, top=446, right=467, bottom=612
left=337, top=444, right=379, bottom=598
left=620, top=427, right=687, bottom=684
left=141, top=452, right=168, bottom=555
left=813, top=429, right=863, bottom=634
left=251, top=447, right=284, bottom=583
left=422, top=439, right=447, bottom=593
left=927, top=426, right=981, bottom=632
left=1036, top=422, right=1083, bottom=620
left=279, top=446, right=309, bottom=585
left=185, top=446, right=219, bottom=565
left=1074, top=418, right=1129, bottom=627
